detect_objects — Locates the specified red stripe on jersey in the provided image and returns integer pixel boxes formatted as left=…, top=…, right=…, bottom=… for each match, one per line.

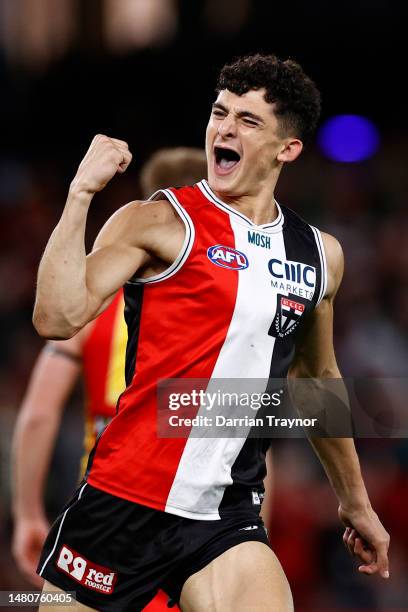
left=87, top=185, right=239, bottom=510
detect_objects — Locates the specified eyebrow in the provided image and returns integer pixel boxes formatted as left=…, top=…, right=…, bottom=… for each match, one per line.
left=212, top=102, right=265, bottom=125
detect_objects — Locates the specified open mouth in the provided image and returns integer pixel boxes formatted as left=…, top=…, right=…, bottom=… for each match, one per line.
left=214, top=146, right=241, bottom=174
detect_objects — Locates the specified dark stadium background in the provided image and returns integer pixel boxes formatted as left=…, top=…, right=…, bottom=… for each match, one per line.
left=0, top=1, right=407, bottom=610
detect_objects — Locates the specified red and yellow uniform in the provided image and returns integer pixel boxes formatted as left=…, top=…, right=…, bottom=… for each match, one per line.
left=80, top=289, right=127, bottom=476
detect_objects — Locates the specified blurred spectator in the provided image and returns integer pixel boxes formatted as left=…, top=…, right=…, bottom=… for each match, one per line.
left=104, top=0, right=178, bottom=51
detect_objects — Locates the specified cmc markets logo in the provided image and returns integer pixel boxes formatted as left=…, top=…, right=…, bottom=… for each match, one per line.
left=56, top=545, right=117, bottom=595
left=207, top=244, right=249, bottom=270
left=268, top=258, right=315, bottom=287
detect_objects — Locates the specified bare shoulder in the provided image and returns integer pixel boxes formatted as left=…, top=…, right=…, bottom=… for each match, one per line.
left=130, top=198, right=181, bottom=225
left=320, top=231, right=344, bottom=299
left=103, top=198, right=178, bottom=231
left=93, top=198, right=182, bottom=250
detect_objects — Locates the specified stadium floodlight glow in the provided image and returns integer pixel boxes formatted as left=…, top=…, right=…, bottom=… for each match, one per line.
left=317, top=114, right=380, bottom=162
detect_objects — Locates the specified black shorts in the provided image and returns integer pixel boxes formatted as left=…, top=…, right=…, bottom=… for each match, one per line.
left=38, top=482, right=269, bottom=611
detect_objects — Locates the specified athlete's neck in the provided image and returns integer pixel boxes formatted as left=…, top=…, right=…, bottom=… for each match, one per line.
left=218, top=193, right=278, bottom=226
left=210, top=168, right=282, bottom=226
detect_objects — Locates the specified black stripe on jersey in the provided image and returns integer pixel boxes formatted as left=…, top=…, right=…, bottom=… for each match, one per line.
left=220, top=207, right=324, bottom=513
left=124, top=282, right=144, bottom=387
left=218, top=437, right=270, bottom=516
left=268, top=205, right=322, bottom=379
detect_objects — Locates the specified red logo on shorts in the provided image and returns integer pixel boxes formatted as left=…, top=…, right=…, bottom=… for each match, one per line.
left=56, top=544, right=117, bottom=595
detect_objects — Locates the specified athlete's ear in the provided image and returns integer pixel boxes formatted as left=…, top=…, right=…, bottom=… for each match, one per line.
left=277, top=138, right=303, bottom=163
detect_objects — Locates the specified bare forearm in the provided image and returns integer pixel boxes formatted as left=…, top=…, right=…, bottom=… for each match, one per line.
left=33, top=188, right=93, bottom=338
left=290, top=375, right=369, bottom=509
left=33, top=135, right=134, bottom=338
left=289, top=370, right=368, bottom=509
left=309, top=437, right=370, bottom=509
left=12, top=345, right=80, bottom=520
left=12, top=411, right=62, bottom=519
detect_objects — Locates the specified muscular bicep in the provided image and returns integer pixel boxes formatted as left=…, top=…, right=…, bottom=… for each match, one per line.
left=83, top=198, right=177, bottom=320
left=82, top=201, right=153, bottom=319
left=85, top=242, right=147, bottom=317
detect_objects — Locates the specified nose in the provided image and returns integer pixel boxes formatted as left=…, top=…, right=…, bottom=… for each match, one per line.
left=218, top=114, right=236, bottom=138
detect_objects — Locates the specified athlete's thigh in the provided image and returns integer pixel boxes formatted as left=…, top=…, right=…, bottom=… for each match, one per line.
left=179, top=541, right=293, bottom=612
left=39, top=581, right=97, bottom=612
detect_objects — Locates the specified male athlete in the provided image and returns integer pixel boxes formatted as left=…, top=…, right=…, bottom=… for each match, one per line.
left=33, top=54, right=389, bottom=611
left=12, top=149, right=207, bottom=610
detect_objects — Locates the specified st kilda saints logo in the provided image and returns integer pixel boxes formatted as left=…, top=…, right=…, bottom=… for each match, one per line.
left=269, top=294, right=306, bottom=338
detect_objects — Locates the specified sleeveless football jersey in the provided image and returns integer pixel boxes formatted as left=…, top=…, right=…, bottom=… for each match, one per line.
left=86, top=180, right=328, bottom=520
left=80, top=289, right=127, bottom=475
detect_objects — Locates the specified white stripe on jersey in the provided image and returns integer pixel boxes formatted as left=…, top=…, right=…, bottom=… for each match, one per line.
left=165, top=219, right=287, bottom=519
left=310, top=226, right=328, bottom=305
left=129, top=188, right=195, bottom=285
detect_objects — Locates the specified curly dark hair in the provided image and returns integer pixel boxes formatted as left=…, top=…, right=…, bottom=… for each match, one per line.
left=216, top=54, right=321, bottom=143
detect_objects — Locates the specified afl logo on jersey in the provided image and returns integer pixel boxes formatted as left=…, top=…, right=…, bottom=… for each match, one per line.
left=207, top=245, right=249, bottom=270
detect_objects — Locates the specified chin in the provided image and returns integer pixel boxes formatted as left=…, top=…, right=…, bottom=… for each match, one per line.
left=208, top=172, right=239, bottom=197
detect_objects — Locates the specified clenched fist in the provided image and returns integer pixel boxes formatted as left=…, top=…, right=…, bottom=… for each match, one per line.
left=70, top=134, right=132, bottom=195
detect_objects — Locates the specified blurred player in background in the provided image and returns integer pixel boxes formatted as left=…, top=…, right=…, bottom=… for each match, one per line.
left=11, top=147, right=208, bottom=610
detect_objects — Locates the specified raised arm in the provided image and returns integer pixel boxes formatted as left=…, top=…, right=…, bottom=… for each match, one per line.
left=33, top=135, right=166, bottom=339
left=11, top=329, right=89, bottom=586
left=288, top=232, right=390, bottom=579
